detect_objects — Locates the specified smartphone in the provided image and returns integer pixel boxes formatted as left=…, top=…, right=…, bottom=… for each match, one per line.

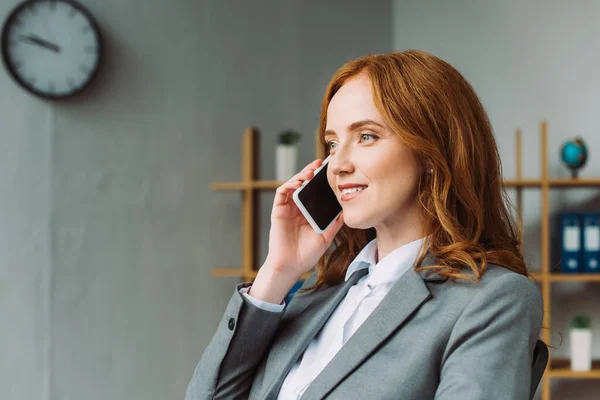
left=292, top=155, right=342, bottom=234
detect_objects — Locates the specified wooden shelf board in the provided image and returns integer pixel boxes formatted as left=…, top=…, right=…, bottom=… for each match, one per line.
left=212, top=181, right=284, bottom=191
left=548, top=177, right=600, bottom=187
left=549, top=274, right=600, bottom=282
left=530, top=272, right=543, bottom=280
left=214, top=178, right=600, bottom=191
left=503, top=179, right=542, bottom=187
left=253, top=181, right=285, bottom=189
left=214, top=268, right=600, bottom=283
left=529, top=273, right=600, bottom=282
left=212, top=267, right=314, bottom=281
left=549, top=359, right=600, bottom=378
left=212, top=183, right=251, bottom=190
left=212, top=268, right=245, bottom=277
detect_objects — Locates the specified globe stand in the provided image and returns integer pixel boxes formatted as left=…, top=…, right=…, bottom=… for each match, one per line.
left=560, top=137, right=588, bottom=180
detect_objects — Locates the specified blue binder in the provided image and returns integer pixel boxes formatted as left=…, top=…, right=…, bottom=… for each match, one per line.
left=582, top=213, right=600, bottom=273
left=560, top=213, right=582, bottom=273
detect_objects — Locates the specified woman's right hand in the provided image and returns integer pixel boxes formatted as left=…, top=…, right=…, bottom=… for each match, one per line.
left=262, top=159, right=345, bottom=280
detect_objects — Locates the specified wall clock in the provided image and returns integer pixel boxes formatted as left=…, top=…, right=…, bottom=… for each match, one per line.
left=1, top=0, right=102, bottom=99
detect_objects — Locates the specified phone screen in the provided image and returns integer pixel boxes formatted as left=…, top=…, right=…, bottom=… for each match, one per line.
left=296, top=162, right=342, bottom=232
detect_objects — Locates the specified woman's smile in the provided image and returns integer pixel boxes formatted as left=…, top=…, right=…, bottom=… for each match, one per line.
left=340, top=186, right=367, bottom=202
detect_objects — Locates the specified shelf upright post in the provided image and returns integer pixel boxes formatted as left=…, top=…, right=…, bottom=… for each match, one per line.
left=540, top=120, right=551, bottom=400
left=242, top=127, right=259, bottom=282
left=515, top=128, right=524, bottom=246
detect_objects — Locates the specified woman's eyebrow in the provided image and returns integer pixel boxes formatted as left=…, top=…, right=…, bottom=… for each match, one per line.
left=324, top=119, right=385, bottom=138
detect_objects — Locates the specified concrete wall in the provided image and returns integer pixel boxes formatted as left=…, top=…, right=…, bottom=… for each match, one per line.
left=392, top=0, right=600, bottom=398
left=0, top=0, right=391, bottom=399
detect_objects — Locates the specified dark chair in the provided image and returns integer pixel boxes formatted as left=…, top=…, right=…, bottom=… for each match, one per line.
left=530, top=339, right=549, bottom=399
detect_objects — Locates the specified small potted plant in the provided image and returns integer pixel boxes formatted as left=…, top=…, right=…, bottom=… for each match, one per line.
left=570, top=313, right=592, bottom=371
left=276, top=130, right=301, bottom=182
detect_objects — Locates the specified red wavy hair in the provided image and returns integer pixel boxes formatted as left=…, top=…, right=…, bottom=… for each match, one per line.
left=306, top=50, right=528, bottom=292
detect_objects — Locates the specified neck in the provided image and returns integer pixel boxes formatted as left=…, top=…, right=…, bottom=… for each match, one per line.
left=374, top=214, right=425, bottom=262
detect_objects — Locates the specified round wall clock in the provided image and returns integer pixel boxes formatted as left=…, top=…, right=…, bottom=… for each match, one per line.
left=1, top=0, right=102, bottom=99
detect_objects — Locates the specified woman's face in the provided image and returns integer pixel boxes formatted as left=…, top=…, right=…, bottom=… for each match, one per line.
left=325, top=74, right=424, bottom=233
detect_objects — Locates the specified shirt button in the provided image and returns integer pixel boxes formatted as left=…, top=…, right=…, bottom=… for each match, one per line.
left=228, top=318, right=235, bottom=330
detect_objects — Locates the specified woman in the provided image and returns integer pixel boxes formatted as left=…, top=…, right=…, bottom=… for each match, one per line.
left=186, top=50, right=543, bottom=400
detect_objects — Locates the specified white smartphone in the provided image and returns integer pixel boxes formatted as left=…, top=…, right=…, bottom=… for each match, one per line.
left=292, top=155, right=343, bottom=234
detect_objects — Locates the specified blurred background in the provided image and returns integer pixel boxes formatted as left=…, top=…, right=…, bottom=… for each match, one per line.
left=1, top=0, right=600, bottom=399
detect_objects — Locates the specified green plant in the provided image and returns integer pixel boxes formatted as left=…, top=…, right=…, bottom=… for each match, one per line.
left=278, top=130, right=301, bottom=145
left=571, top=314, right=591, bottom=329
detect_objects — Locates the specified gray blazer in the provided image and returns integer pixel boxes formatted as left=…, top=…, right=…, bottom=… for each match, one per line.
left=186, top=254, right=543, bottom=400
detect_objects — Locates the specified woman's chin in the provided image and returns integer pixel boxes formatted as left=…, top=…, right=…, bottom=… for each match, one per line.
left=342, top=215, right=373, bottom=230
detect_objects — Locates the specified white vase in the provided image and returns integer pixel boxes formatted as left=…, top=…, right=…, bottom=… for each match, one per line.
left=570, top=328, right=592, bottom=371
left=276, top=144, right=297, bottom=182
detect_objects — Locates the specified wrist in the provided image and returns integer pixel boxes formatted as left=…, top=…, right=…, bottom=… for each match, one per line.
left=249, top=265, right=300, bottom=305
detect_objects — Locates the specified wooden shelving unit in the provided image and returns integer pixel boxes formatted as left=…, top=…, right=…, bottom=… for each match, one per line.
left=211, top=123, right=600, bottom=399
left=211, top=126, right=324, bottom=282
left=507, top=121, right=600, bottom=400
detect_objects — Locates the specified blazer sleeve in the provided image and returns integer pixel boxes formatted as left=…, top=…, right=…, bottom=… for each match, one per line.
left=434, top=272, right=544, bottom=400
left=185, top=281, right=285, bottom=400
left=240, top=286, right=286, bottom=312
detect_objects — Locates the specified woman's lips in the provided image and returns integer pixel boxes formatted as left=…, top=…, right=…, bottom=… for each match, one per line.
left=340, top=188, right=366, bottom=202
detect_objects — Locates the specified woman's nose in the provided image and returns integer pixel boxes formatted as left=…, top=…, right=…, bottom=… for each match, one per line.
left=328, top=151, right=354, bottom=176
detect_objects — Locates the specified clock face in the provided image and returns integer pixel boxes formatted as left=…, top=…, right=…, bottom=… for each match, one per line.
left=1, top=0, right=102, bottom=99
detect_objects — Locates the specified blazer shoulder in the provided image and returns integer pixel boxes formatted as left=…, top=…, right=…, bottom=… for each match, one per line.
left=478, top=264, right=539, bottom=291
left=437, top=264, right=543, bottom=316
left=470, top=264, right=543, bottom=314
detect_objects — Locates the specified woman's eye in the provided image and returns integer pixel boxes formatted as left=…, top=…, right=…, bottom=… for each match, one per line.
left=360, top=133, right=377, bottom=143
left=326, top=141, right=337, bottom=151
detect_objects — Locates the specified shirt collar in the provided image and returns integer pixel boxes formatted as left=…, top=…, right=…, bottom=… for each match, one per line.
left=344, top=237, right=427, bottom=286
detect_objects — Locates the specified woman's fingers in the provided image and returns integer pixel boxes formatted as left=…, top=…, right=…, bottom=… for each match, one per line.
left=290, top=159, right=321, bottom=182
left=274, top=179, right=303, bottom=206
left=274, top=159, right=322, bottom=206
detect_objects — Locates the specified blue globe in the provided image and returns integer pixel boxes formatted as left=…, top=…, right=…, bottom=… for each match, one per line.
left=560, top=138, right=588, bottom=178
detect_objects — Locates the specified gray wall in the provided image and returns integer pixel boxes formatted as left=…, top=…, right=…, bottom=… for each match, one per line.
left=392, top=0, right=600, bottom=398
left=0, top=0, right=391, bottom=399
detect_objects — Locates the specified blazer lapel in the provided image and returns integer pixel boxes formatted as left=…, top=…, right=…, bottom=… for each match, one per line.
left=261, top=266, right=369, bottom=400
left=299, top=251, right=446, bottom=400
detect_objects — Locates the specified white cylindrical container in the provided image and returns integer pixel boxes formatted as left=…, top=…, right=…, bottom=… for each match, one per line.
left=276, top=144, right=297, bottom=182
left=570, top=328, right=592, bottom=371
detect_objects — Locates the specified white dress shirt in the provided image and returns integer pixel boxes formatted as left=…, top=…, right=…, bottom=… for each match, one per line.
left=240, top=237, right=425, bottom=400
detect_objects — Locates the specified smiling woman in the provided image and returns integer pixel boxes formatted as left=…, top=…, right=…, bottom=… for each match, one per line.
left=313, top=50, right=529, bottom=291
left=322, top=75, right=425, bottom=259
left=186, top=50, right=543, bottom=400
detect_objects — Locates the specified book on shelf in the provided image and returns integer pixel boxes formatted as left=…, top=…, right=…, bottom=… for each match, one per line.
left=560, top=212, right=600, bottom=273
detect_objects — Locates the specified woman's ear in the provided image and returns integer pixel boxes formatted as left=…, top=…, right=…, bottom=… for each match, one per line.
left=422, top=162, right=433, bottom=175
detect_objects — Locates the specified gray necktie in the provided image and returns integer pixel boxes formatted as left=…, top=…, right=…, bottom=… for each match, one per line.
left=265, top=263, right=370, bottom=400
left=347, top=264, right=369, bottom=286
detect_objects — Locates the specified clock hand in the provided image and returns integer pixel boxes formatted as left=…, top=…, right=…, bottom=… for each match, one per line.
left=20, top=34, right=61, bottom=53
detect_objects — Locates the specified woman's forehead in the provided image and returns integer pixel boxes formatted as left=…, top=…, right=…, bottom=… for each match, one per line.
left=326, top=77, right=385, bottom=132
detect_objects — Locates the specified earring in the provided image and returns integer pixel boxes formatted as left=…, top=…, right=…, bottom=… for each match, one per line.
left=428, top=168, right=433, bottom=174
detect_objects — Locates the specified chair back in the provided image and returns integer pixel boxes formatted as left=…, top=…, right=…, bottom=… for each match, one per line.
left=530, top=339, right=549, bottom=399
